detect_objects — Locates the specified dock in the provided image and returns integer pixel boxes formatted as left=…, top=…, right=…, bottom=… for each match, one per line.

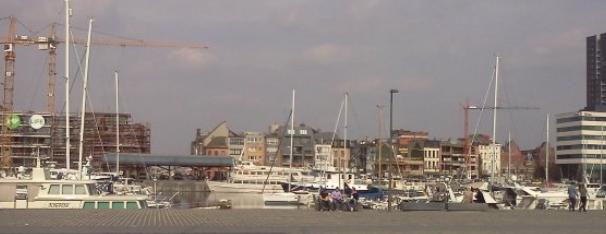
left=0, top=209, right=604, bottom=233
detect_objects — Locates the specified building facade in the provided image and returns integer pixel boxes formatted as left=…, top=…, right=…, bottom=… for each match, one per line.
left=395, top=130, right=429, bottom=177
left=276, top=124, right=316, bottom=167
left=191, top=122, right=238, bottom=157
left=478, top=144, right=501, bottom=178
left=423, top=140, right=440, bottom=175
left=264, top=134, right=279, bottom=165
left=555, top=111, right=606, bottom=183
left=440, top=139, right=466, bottom=177
left=587, top=33, right=606, bottom=111
left=331, top=139, right=351, bottom=170
left=314, top=144, right=333, bottom=170
left=243, top=132, right=266, bottom=165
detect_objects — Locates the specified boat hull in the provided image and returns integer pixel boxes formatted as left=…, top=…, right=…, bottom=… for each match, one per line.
left=207, top=181, right=285, bottom=193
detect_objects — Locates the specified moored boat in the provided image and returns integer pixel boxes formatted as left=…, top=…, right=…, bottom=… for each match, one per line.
left=0, top=166, right=147, bottom=209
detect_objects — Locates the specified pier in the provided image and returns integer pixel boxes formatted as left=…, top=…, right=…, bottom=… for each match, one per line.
left=0, top=209, right=604, bottom=233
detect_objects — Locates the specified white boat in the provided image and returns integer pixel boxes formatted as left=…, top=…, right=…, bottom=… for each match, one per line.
left=512, top=184, right=605, bottom=210
left=207, top=161, right=313, bottom=193
left=207, top=180, right=284, bottom=193
left=0, top=165, right=147, bottom=209
left=263, top=191, right=311, bottom=206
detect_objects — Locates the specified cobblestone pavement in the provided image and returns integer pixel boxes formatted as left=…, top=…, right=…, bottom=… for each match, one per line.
left=0, top=209, right=604, bottom=233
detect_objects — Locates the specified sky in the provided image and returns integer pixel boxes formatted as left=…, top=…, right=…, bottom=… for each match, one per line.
left=1, top=0, right=605, bottom=154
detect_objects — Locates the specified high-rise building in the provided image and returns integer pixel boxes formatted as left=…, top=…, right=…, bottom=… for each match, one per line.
left=586, top=33, right=606, bottom=111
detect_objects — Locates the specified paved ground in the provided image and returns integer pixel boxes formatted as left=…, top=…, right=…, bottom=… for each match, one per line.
left=0, top=209, right=604, bottom=233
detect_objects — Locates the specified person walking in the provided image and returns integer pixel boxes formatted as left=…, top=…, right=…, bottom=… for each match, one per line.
left=568, top=182, right=578, bottom=211
left=348, top=188, right=360, bottom=212
left=578, top=183, right=588, bottom=212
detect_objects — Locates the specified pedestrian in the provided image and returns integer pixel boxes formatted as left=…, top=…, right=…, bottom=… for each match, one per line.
left=578, top=183, right=588, bottom=212
left=344, top=183, right=353, bottom=198
left=568, top=182, right=578, bottom=211
left=348, top=188, right=360, bottom=212
left=352, top=187, right=360, bottom=201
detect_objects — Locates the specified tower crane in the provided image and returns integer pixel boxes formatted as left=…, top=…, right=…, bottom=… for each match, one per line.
left=461, top=101, right=539, bottom=178
left=0, top=16, right=207, bottom=168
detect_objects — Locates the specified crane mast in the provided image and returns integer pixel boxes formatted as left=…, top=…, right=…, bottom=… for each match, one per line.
left=1, top=16, right=16, bottom=168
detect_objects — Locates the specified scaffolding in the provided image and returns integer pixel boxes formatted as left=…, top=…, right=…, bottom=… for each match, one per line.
left=0, top=111, right=150, bottom=169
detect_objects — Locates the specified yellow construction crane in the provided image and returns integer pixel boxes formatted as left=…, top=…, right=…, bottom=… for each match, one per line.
left=0, top=16, right=207, bottom=168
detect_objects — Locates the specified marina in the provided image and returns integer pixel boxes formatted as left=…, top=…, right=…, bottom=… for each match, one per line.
left=1, top=1, right=606, bottom=233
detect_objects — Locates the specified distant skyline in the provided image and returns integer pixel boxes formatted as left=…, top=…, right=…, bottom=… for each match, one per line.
left=1, top=0, right=605, bottom=154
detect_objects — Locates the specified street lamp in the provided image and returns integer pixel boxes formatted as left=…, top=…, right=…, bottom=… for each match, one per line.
left=389, top=89, right=399, bottom=140
left=388, top=89, right=398, bottom=212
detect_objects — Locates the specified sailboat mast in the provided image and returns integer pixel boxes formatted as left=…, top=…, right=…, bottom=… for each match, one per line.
left=546, top=114, right=550, bottom=186
left=77, top=18, right=94, bottom=178
left=288, top=89, right=295, bottom=192
left=64, top=0, right=71, bottom=170
left=377, top=105, right=384, bottom=179
left=115, top=71, right=120, bottom=175
left=508, top=131, right=511, bottom=179
left=491, top=56, right=500, bottom=181
left=343, top=92, right=348, bottom=187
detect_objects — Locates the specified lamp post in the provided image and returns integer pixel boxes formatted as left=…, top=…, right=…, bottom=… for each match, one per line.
left=388, top=89, right=398, bottom=212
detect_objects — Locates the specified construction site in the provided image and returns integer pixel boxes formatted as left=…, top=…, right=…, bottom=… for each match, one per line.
left=0, top=15, right=198, bottom=170
left=0, top=111, right=150, bottom=170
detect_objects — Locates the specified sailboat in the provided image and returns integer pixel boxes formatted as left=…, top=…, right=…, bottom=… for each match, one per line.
left=262, top=89, right=312, bottom=206
left=280, top=92, right=370, bottom=193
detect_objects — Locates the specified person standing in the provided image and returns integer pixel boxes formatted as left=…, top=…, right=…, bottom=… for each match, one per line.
left=578, top=183, right=588, bottom=212
left=568, top=182, right=578, bottom=211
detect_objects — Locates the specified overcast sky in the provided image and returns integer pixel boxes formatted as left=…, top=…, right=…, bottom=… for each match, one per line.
left=2, top=0, right=605, bottom=154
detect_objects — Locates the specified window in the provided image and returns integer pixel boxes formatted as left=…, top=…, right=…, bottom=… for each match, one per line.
left=126, top=201, right=139, bottom=209
left=112, top=201, right=125, bottom=209
left=98, top=202, right=110, bottom=209
left=83, top=202, right=95, bottom=209
left=75, top=185, right=87, bottom=195
left=62, top=184, right=73, bottom=195
left=556, top=116, right=581, bottom=123
left=557, top=125, right=605, bottom=132
left=15, top=185, right=27, bottom=200
left=300, top=129, right=308, bottom=135
left=49, top=184, right=60, bottom=195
